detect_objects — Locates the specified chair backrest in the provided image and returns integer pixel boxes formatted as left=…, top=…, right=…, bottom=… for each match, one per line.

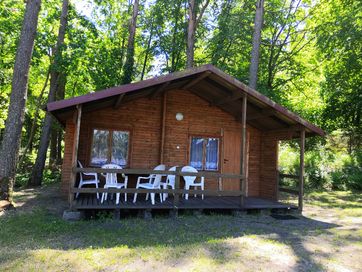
left=181, top=166, right=198, bottom=185
left=151, top=164, right=166, bottom=188
left=78, top=161, right=85, bottom=182
left=78, top=160, right=84, bottom=168
left=102, top=164, right=122, bottom=184
left=166, top=166, right=177, bottom=187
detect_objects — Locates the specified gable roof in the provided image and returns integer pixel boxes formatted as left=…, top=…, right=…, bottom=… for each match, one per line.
left=47, top=64, right=324, bottom=137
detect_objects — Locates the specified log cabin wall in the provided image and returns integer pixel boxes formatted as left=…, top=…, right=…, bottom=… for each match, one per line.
left=60, top=89, right=272, bottom=198
left=61, top=119, right=75, bottom=195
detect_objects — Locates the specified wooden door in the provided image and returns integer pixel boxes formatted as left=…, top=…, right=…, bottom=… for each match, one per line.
left=222, top=130, right=241, bottom=190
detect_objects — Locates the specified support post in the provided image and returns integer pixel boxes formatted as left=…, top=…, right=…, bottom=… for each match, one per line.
left=240, top=95, right=247, bottom=207
left=69, top=104, right=82, bottom=209
left=173, top=167, right=181, bottom=210
left=160, top=92, right=167, bottom=164
left=298, top=129, right=305, bottom=212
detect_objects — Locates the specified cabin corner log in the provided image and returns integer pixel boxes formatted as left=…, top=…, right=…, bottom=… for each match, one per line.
left=69, top=104, right=82, bottom=209
left=240, top=94, right=247, bottom=207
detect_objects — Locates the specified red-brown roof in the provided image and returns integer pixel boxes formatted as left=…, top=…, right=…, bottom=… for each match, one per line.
left=47, top=64, right=324, bottom=136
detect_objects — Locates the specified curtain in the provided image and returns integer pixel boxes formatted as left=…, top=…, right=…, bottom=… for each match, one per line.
left=111, top=131, right=129, bottom=166
left=91, top=129, right=109, bottom=166
left=206, top=138, right=218, bottom=170
left=190, top=137, right=203, bottom=170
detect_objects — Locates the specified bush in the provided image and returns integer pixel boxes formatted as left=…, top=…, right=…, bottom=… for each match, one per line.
left=330, top=151, right=362, bottom=190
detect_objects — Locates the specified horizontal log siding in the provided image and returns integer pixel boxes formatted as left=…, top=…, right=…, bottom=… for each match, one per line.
left=247, top=126, right=261, bottom=197
left=78, top=96, right=163, bottom=169
left=260, top=133, right=278, bottom=200
left=61, top=119, right=75, bottom=195
left=60, top=89, right=265, bottom=198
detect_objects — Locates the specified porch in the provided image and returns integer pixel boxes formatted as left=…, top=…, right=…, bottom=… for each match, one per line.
left=70, top=167, right=298, bottom=213
left=73, top=194, right=297, bottom=211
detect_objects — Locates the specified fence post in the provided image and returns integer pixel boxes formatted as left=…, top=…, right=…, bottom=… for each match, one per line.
left=173, top=167, right=181, bottom=210
left=276, top=170, right=280, bottom=201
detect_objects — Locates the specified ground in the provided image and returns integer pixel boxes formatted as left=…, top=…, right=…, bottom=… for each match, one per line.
left=0, top=184, right=361, bottom=272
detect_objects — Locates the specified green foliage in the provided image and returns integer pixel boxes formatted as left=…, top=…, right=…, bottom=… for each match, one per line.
left=279, top=133, right=362, bottom=191
left=316, top=0, right=362, bottom=147
left=0, top=0, right=360, bottom=192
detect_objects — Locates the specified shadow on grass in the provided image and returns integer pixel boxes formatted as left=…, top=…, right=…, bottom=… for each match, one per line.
left=0, top=184, right=345, bottom=271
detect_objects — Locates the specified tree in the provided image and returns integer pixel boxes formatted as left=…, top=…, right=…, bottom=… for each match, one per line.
left=0, top=0, right=42, bottom=201
left=121, top=0, right=140, bottom=84
left=186, top=0, right=210, bottom=68
left=248, top=0, right=264, bottom=89
left=316, top=0, right=362, bottom=150
left=28, top=0, right=69, bottom=186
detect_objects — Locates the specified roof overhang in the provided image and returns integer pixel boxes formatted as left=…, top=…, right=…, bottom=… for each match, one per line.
left=47, top=64, right=325, bottom=137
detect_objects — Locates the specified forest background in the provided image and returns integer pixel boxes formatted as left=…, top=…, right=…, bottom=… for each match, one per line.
left=0, top=0, right=360, bottom=201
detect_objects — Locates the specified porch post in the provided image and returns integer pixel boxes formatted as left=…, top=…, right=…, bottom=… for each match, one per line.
left=240, top=94, right=247, bottom=207
left=298, top=129, right=305, bottom=212
left=160, top=92, right=167, bottom=164
left=69, top=104, right=82, bottom=209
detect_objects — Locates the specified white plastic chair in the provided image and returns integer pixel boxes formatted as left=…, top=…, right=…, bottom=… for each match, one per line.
left=101, top=164, right=128, bottom=205
left=182, top=165, right=204, bottom=200
left=133, top=164, right=166, bottom=205
left=161, top=166, right=177, bottom=201
left=76, top=161, right=99, bottom=199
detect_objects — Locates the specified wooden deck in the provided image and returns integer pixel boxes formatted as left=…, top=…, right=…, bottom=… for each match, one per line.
left=73, top=194, right=297, bottom=211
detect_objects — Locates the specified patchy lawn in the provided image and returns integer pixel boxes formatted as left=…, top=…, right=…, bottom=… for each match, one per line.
left=0, top=184, right=361, bottom=272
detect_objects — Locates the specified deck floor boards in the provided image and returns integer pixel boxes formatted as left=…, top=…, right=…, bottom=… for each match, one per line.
left=74, top=194, right=296, bottom=211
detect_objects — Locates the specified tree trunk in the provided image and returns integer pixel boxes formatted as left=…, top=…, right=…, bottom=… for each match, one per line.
left=121, top=0, right=140, bottom=84
left=248, top=0, right=264, bottom=89
left=49, top=125, right=58, bottom=169
left=56, top=73, right=66, bottom=165
left=48, top=71, right=65, bottom=169
left=28, top=0, right=69, bottom=187
left=140, top=21, right=154, bottom=80
left=18, top=68, right=50, bottom=167
left=186, top=0, right=210, bottom=69
left=0, top=0, right=42, bottom=201
left=186, top=0, right=196, bottom=68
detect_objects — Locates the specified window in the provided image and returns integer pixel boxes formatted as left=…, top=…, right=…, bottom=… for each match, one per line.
left=190, top=137, right=219, bottom=171
left=90, top=129, right=129, bottom=166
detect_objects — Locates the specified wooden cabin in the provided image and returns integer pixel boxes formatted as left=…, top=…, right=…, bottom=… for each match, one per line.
left=47, top=64, right=324, bottom=213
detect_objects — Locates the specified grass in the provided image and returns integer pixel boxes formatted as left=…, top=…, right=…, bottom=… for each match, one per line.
left=0, top=185, right=361, bottom=271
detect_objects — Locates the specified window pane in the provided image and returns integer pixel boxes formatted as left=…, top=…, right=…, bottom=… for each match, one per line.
left=111, top=131, right=129, bottom=166
left=190, top=137, right=204, bottom=170
left=91, top=130, right=109, bottom=166
left=205, top=138, right=219, bottom=170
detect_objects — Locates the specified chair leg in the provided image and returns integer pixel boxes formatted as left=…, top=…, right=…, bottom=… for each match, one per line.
left=185, top=185, right=190, bottom=200
left=159, top=193, right=163, bottom=203
left=125, top=192, right=127, bottom=202
left=105, top=193, right=108, bottom=202
left=101, top=193, right=105, bottom=203
left=95, top=182, right=99, bottom=200
left=133, top=192, right=138, bottom=203
left=146, top=193, right=149, bottom=201
left=116, top=193, right=120, bottom=205
left=151, top=193, right=155, bottom=205
left=76, top=182, right=83, bottom=198
left=201, top=183, right=204, bottom=200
